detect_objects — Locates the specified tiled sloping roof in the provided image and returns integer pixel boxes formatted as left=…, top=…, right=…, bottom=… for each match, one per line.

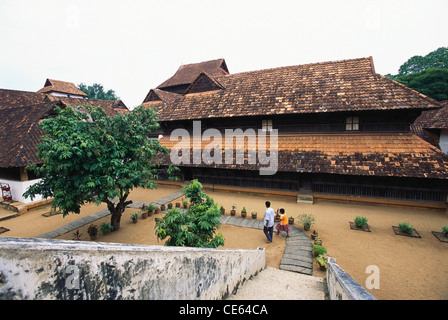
left=157, top=133, right=448, bottom=179
left=156, top=57, right=441, bottom=121
left=157, top=59, right=229, bottom=89
left=0, top=89, right=47, bottom=110
left=0, top=88, right=129, bottom=167
left=0, top=102, right=55, bottom=167
left=46, top=96, right=129, bottom=116
left=37, top=79, right=88, bottom=97
left=143, top=89, right=182, bottom=104
left=415, top=101, right=448, bottom=129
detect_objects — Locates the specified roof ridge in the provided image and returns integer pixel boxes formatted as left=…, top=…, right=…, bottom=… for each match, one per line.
left=219, top=57, right=372, bottom=78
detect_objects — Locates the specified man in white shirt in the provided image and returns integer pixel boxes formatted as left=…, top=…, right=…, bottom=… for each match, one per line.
left=263, top=201, right=275, bottom=243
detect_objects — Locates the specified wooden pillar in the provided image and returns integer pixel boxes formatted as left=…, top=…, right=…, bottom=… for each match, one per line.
left=19, top=167, right=29, bottom=182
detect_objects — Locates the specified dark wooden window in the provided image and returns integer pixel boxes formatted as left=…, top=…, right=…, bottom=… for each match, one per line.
left=346, top=117, right=359, bottom=131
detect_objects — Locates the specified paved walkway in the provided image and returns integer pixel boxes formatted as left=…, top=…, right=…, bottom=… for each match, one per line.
left=37, top=189, right=187, bottom=239
left=36, top=188, right=314, bottom=276
left=220, top=215, right=313, bottom=276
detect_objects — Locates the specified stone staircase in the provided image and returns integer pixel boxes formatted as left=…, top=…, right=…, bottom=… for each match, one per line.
left=225, top=266, right=326, bottom=300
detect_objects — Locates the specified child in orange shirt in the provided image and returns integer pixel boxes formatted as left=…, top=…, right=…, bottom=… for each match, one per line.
left=275, top=208, right=290, bottom=237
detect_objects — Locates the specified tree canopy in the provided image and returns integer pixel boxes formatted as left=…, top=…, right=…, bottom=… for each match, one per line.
left=24, top=105, right=177, bottom=231
left=386, top=46, right=448, bottom=101
left=397, top=47, right=448, bottom=76
left=78, top=83, right=119, bottom=100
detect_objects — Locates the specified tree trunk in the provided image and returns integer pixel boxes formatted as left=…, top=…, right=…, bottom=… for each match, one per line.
left=105, top=197, right=133, bottom=232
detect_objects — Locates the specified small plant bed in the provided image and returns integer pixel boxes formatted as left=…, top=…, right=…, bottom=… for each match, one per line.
left=431, top=231, right=448, bottom=243
left=392, top=223, right=421, bottom=238
left=432, top=227, right=448, bottom=243
left=349, top=221, right=371, bottom=232
left=41, top=210, right=63, bottom=217
left=0, top=227, right=10, bottom=234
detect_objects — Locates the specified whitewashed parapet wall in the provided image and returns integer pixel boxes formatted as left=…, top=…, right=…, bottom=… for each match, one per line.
left=0, top=237, right=265, bottom=300
left=326, top=257, right=376, bottom=300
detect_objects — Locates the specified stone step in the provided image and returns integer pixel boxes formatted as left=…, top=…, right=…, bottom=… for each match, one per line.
left=225, top=267, right=325, bottom=300
left=297, top=193, right=314, bottom=204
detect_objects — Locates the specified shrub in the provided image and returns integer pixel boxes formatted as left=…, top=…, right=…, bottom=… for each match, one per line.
left=145, top=203, right=157, bottom=212
left=442, top=226, right=448, bottom=236
left=130, top=212, right=140, bottom=220
left=298, top=213, right=316, bottom=230
left=99, top=222, right=114, bottom=234
left=398, top=222, right=414, bottom=235
left=354, top=216, right=368, bottom=228
left=312, top=244, right=327, bottom=256
left=155, top=180, right=225, bottom=248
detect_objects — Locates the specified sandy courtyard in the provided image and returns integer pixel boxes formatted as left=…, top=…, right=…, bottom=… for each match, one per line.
left=1, top=184, right=448, bottom=300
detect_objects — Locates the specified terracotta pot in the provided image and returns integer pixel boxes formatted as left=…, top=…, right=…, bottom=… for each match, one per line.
left=288, top=217, right=294, bottom=225
left=168, top=203, right=173, bottom=209
left=176, top=202, right=181, bottom=208
left=220, top=209, right=225, bottom=215
left=141, top=212, right=148, bottom=219
left=230, top=210, right=236, bottom=216
left=241, top=212, right=247, bottom=218
left=161, top=204, right=166, bottom=211
left=252, top=213, right=257, bottom=219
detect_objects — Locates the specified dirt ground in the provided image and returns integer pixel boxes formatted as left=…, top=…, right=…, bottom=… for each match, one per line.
left=1, top=184, right=448, bottom=300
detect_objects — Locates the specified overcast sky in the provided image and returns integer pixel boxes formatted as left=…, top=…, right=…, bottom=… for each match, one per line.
left=1, top=0, right=447, bottom=109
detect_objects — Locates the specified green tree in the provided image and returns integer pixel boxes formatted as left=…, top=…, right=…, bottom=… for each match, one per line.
left=155, top=180, right=225, bottom=248
left=397, top=47, right=448, bottom=76
left=24, top=105, right=178, bottom=231
left=386, top=46, right=448, bottom=101
left=78, top=83, right=119, bottom=100
left=394, top=68, right=448, bottom=101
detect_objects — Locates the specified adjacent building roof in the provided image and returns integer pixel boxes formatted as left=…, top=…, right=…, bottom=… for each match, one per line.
left=157, top=133, right=448, bottom=179
left=414, top=100, right=448, bottom=129
left=0, top=88, right=129, bottom=167
left=155, top=57, right=442, bottom=122
left=37, top=79, right=88, bottom=97
left=157, top=59, right=229, bottom=89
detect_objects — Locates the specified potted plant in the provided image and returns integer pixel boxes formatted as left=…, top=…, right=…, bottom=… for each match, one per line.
left=241, top=207, right=247, bottom=218
left=288, top=216, right=294, bottom=225
left=141, top=206, right=148, bottom=219
left=311, top=230, right=318, bottom=240
left=168, top=202, right=173, bottom=209
left=176, top=202, right=181, bottom=208
left=183, top=200, right=189, bottom=209
left=72, top=229, right=82, bottom=241
left=251, top=210, right=257, bottom=219
left=312, top=244, right=327, bottom=258
left=314, top=236, right=322, bottom=245
left=231, top=204, right=236, bottom=216
left=87, top=224, right=98, bottom=240
left=99, top=222, right=114, bottom=235
left=146, top=203, right=157, bottom=217
left=220, top=205, right=225, bottom=215
left=130, top=212, right=140, bottom=223
left=298, top=213, right=316, bottom=231
left=316, top=254, right=328, bottom=271
left=160, top=204, right=166, bottom=211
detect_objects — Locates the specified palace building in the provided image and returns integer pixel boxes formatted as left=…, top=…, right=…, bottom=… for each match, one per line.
left=143, top=57, right=448, bottom=208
